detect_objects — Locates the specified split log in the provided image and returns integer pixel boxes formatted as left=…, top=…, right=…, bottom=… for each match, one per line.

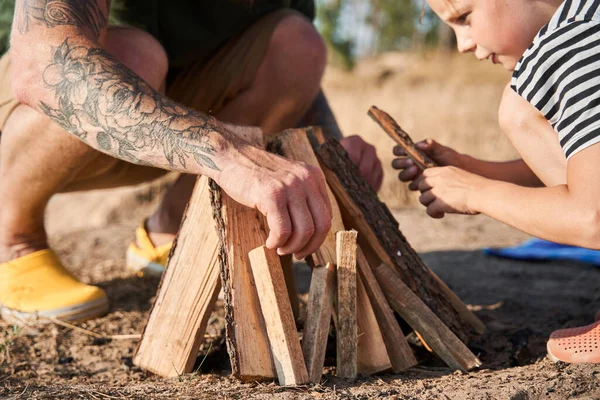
left=356, top=246, right=417, bottom=371
left=210, top=181, right=276, bottom=381
left=134, top=176, right=221, bottom=377
left=356, top=276, right=392, bottom=375
left=367, top=106, right=435, bottom=170
left=336, top=231, right=358, bottom=379
left=372, top=263, right=481, bottom=372
left=302, top=263, right=336, bottom=383
left=249, top=246, right=309, bottom=386
left=314, top=136, right=481, bottom=343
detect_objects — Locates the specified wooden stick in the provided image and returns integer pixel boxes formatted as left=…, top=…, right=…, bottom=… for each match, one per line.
left=280, top=254, right=300, bottom=322
left=356, top=246, right=417, bottom=371
left=249, top=246, right=309, bottom=386
left=356, top=276, right=392, bottom=375
left=372, top=263, right=481, bottom=372
left=314, top=136, right=482, bottom=342
left=336, top=230, right=358, bottom=379
left=367, top=106, right=436, bottom=170
left=134, top=176, right=221, bottom=377
left=211, top=182, right=276, bottom=381
left=302, top=263, right=336, bottom=383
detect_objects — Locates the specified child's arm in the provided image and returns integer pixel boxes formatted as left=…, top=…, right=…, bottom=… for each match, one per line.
left=413, top=143, right=600, bottom=249
left=393, top=140, right=542, bottom=188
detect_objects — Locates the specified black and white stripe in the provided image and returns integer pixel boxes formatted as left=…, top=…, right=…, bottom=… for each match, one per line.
left=511, top=0, right=600, bottom=159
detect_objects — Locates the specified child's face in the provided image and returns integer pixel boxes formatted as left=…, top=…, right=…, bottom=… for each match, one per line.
left=427, top=0, right=554, bottom=71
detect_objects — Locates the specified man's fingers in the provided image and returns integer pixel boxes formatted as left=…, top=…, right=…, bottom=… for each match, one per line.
left=419, top=189, right=436, bottom=207
left=264, top=198, right=293, bottom=250
left=391, top=157, right=414, bottom=170
left=399, top=166, right=420, bottom=183
left=427, top=200, right=445, bottom=219
left=409, top=174, right=425, bottom=191
left=393, top=145, right=407, bottom=156
left=276, top=197, right=315, bottom=256
left=294, top=190, right=332, bottom=259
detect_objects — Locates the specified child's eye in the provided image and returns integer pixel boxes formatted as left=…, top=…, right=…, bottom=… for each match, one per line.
left=455, top=12, right=471, bottom=25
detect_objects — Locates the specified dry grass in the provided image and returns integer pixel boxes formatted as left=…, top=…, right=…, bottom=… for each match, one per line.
left=323, top=51, right=518, bottom=208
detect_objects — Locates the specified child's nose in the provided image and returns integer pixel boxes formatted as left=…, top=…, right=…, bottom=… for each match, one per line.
left=456, top=34, right=476, bottom=54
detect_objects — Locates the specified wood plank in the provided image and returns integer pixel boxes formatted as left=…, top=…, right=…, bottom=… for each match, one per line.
left=356, top=246, right=417, bottom=372
left=210, top=181, right=276, bottom=381
left=367, top=106, right=435, bottom=170
left=134, top=175, right=221, bottom=377
left=356, top=275, right=392, bottom=375
left=302, top=263, right=335, bottom=383
left=314, top=137, right=482, bottom=342
left=336, top=230, right=358, bottom=379
left=249, top=246, right=309, bottom=386
left=372, top=263, right=482, bottom=372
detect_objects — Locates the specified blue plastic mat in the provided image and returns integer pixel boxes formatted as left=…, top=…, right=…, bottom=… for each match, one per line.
left=484, top=238, right=600, bottom=266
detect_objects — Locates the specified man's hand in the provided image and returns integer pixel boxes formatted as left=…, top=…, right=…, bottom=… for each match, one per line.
left=218, top=144, right=332, bottom=260
left=412, top=166, right=483, bottom=218
left=392, top=139, right=465, bottom=190
left=340, top=135, right=383, bottom=191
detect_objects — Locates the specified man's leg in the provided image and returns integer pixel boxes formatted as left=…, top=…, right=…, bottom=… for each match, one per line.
left=143, top=14, right=327, bottom=246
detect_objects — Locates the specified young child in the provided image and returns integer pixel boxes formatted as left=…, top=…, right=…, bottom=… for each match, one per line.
left=393, top=0, right=600, bottom=364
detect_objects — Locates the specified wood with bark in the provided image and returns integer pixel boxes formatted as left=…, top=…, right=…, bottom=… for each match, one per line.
left=314, top=137, right=482, bottom=343
left=134, top=176, right=221, bottom=377
left=302, top=263, right=336, bottom=383
left=210, top=182, right=276, bottom=381
left=249, top=246, right=309, bottom=386
left=367, top=106, right=436, bottom=170
left=356, top=246, right=417, bottom=371
left=372, top=263, right=481, bottom=371
left=336, top=230, right=358, bottom=379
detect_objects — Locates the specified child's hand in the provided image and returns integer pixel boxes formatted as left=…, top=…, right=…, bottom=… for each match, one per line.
left=413, top=166, right=483, bottom=218
left=391, top=139, right=463, bottom=190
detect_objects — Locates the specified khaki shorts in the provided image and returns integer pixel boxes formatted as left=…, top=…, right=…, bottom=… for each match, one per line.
left=0, top=9, right=296, bottom=192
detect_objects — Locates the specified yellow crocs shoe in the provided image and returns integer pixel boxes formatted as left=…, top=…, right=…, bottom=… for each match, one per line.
left=126, top=222, right=173, bottom=277
left=0, top=249, right=109, bottom=325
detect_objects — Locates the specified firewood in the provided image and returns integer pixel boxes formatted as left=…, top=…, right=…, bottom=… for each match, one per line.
left=314, top=136, right=482, bottom=342
left=367, top=106, right=436, bottom=170
left=210, top=182, right=277, bottom=381
left=356, top=275, right=392, bottom=375
left=248, top=246, right=309, bottom=386
left=302, top=263, right=336, bottom=383
left=356, top=246, right=417, bottom=372
left=134, top=175, right=221, bottom=377
left=280, top=254, right=300, bottom=322
left=336, top=230, right=358, bottom=379
left=372, top=263, right=482, bottom=371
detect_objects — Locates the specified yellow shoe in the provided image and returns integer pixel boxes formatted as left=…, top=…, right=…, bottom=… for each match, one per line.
left=0, top=250, right=109, bottom=325
left=126, top=222, right=173, bottom=277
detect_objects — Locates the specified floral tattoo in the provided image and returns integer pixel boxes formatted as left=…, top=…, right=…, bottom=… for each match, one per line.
left=40, top=39, right=220, bottom=170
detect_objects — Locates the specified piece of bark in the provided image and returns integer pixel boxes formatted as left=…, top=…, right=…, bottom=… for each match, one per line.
left=314, top=137, right=480, bottom=343
left=336, top=230, right=358, bottom=379
left=367, top=106, right=436, bottom=170
left=301, top=262, right=336, bottom=383
left=356, top=246, right=417, bottom=372
left=134, top=176, right=221, bottom=377
left=249, top=246, right=309, bottom=386
left=356, top=275, right=392, bottom=375
left=372, top=263, right=481, bottom=371
left=210, top=181, right=276, bottom=381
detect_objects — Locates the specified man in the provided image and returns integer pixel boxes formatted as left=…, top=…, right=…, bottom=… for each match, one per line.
left=0, top=0, right=383, bottom=324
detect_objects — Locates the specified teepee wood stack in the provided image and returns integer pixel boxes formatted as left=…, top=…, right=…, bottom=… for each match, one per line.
left=134, top=107, right=484, bottom=385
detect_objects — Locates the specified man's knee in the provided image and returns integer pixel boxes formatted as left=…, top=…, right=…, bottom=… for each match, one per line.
left=105, top=27, right=168, bottom=91
left=269, top=15, right=327, bottom=87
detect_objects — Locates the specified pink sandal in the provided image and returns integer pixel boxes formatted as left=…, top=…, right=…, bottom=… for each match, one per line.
left=547, top=320, right=600, bottom=363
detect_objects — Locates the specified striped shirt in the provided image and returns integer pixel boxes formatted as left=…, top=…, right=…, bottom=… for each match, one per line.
left=511, top=0, right=600, bottom=160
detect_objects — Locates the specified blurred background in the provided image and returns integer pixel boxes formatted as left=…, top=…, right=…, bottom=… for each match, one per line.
left=315, top=0, right=519, bottom=208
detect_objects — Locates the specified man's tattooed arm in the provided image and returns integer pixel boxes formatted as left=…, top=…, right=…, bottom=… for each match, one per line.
left=299, top=90, right=344, bottom=140
left=12, top=0, right=228, bottom=174
left=39, top=39, right=221, bottom=171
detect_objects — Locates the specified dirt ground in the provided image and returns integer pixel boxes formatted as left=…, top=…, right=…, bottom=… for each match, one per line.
left=1, top=54, right=600, bottom=399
